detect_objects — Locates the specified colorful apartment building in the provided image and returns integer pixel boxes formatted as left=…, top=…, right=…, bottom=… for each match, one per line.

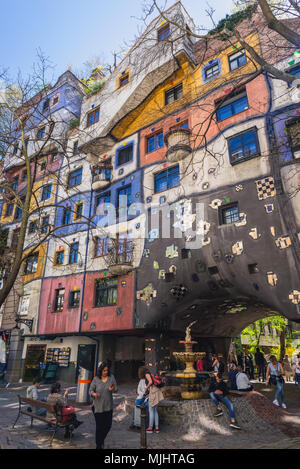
left=1, top=2, right=300, bottom=383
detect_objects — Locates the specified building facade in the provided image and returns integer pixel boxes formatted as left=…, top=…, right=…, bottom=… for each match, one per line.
left=1, top=3, right=300, bottom=382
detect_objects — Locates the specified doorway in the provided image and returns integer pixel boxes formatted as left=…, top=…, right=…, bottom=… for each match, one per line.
left=23, top=344, right=46, bottom=382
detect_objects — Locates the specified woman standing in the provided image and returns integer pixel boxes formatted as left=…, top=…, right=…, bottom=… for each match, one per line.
left=89, top=362, right=118, bottom=449
left=129, top=366, right=150, bottom=430
left=282, top=355, right=293, bottom=382
left=292, top=355, right=300, bottom=390
left=266, top=355, right=287, bottom=409
left=146, top=380, right=164, bottom=434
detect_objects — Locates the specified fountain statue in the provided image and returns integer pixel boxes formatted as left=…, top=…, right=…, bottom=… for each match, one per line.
left=173, top=321, right=207, bottom=399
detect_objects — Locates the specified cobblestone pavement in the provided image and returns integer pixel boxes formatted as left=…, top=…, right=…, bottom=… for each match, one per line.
left=1, top=380, right=300, bottom=449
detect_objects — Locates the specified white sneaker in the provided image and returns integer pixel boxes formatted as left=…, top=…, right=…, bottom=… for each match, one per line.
left=5, top=383, right=10, bottom=388
left=282, top=403, right=287, bottom=409
left=273, top=399, right=279, bottom=406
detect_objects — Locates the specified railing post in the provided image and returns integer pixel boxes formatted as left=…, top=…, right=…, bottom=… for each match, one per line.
left=140, top=404, right=147, bottom=449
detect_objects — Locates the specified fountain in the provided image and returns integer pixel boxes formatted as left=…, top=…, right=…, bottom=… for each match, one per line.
left=172, top=321, right=209, bottom=399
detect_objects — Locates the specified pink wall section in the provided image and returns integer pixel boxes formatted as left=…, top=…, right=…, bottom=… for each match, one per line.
left=38, top=271, right=135, bottom=335
left=38, top=275, right=84, bottom=335
left=81, top=272, right=135, bottom=333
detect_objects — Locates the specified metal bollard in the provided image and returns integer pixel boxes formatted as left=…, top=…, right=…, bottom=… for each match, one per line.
left=140, top=404, right=147, bottom=449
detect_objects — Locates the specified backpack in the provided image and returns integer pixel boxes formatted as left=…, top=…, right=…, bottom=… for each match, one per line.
left=151, top=373, right=165, bottom=388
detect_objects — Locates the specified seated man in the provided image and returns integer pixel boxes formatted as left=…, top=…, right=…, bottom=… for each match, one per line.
left=26, top=377, right=47, bottom=416
left=236, top=366, right=254, bottom=392
left=209, top=372, right=241, bottom=430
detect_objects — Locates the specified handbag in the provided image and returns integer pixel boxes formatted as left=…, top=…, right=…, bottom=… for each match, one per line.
left=269, top=375, right=277, bottom=386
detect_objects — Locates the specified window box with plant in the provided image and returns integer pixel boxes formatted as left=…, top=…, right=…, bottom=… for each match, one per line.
left=92, top=161, right=112, bottom=190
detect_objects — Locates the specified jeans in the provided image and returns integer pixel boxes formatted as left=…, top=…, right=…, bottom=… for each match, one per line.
left=148, top=404, right=159, bottom=428
left=93, top=410, right=113, bottom=449
left=210, top=392, right=236, bottom=420
left=275, top=380, right=285, bottom=404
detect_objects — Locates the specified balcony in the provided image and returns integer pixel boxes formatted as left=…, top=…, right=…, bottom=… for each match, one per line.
left=165, top=128, right=192, bottom=162
left=91, top=163, right=112, bottom=191
left=106, top=239, right=134, bottom=276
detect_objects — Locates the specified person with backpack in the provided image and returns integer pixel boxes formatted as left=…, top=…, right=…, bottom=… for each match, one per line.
left=144, top=369, right=165, bottom=434
left=129, top=366, right=149, bottom=430
left=266, top=355, right=287, bottom=408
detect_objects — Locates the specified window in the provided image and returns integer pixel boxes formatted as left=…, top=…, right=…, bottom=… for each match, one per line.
left=40, top=160, right=47, bottom=171
left=43, top=99, right=50, bottom=113
left=11, top=228, right=20, bottom=249
left=95, top=236, right=110, bottom=257
left=154, top=166, right=180, bottom=193
left=41, top=216, right=50, bottom=233
left=41, top=184, right=52, bottom=201
left=117, top=185, right=131, bottom=217
left=68, top=168, right=82, bottom=187
left=24, top=252, right=39, bottom=274
left=116, top=232, right=133, bottom=264
left=22, top=170, right=27, bottom=181
left=216, top=90, right=249, bottom=122
left=11, top=178, right=18, bottom=191
left=165, top=83, right=183, bottom=105
left=52, top=153, right=58, bottom=162
left=93, top=161, right=111, bottom=183
left=228, top=49, right=247, bottom=71
left=87, top=107, right=100, bottom=127
left=219, top=203, right=240, bottom=225
left=286, top=118, right=300, bottom=157
left=14, top=205, right=22, bottom=220
left=74, top=203, right=83, bottom=220
left=37, top=126, right=46, bottom=139
left=203, top=61, right=220, bottom=81
left=147, top=131, right=164, bottom=153
left=170, top=121, right=189, bottom=130
left=28, top=220, right=37, bottom=234
left=228, top=129, right=260, bottom=165
left=54, top=288, right=65, bottom=312
left=94, top=277, right=118, bottom=307
left=116, top=144, right=133, bottom=166
left=69, top=242, right=79, bottom=264
left=73, top=141, right=79, bottom=154
left=5, top=203, right=14, bottom=217
left=13, top=143, right=18, bottom=155
left=62, top=207, right=71, bottom=225
left=158, top=23, right=170, bottom=41
left=52, top=95, right=59, bottom=106
left=95, top=192, right=111, bottom=215
left=68, top=290, right=80, bottom=308
left=119, top=74, right=129, bottom=87
left=248, top=263, right=259, bottom=274
left=18, top=295, right=30, bottom=316
left=55, top=250, right=64, bottom=265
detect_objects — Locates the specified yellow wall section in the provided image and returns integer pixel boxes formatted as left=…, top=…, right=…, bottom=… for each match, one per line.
left=23, top=242, right=47, bottom=284
left=30, top=175, right=58, bottom=212
left=112, top=33, right=261, bottom=140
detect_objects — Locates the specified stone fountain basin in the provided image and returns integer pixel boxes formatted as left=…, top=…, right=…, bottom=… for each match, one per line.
left=173, top=352, right=206, bottom=362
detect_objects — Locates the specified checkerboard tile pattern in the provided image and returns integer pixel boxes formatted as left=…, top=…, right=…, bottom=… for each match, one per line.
left=256, top=177, right=276, bottom=200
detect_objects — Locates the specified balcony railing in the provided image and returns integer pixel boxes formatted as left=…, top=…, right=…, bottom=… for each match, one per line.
left=106, top=239, right=134, bottom=276
left=91, top=163, right=112, bottom=191
left=164, top=128, right=192, bottom=162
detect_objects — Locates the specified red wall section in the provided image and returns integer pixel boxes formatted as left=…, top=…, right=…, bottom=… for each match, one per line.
left=38, top=274, right=83, bottom=335
left=140, top=110, right=191, bottom=167
left=81, top=272, right=135, bottom=333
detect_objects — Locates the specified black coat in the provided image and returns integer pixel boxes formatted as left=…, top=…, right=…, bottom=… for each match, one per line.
left=208, top=377, right=229, bottom=397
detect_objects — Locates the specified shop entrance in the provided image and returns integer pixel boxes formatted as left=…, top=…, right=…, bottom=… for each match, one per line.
left=23, top=344, right=46, bottom=382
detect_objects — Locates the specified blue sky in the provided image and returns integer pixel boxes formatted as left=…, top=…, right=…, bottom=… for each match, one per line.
left=1, top=0, right=234, bottom=81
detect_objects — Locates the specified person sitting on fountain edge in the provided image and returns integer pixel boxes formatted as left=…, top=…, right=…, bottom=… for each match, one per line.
left=208, top=372, right=241, bottom=430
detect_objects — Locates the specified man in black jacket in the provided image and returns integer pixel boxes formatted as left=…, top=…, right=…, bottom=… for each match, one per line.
left=209, top=373, right=241, bottom=430
left=255, top=348, right=266, bottom=382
